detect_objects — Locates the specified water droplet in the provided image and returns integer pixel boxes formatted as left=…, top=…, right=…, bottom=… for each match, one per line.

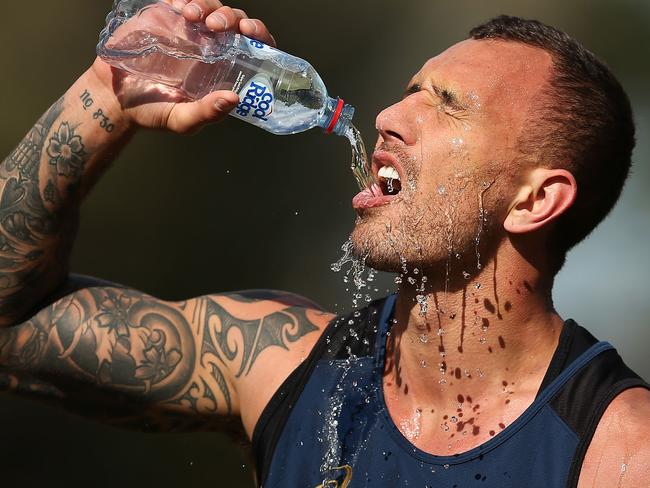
left=419, top=333, right=429, bottom=343
left=407, top=277, right=417, bottom=285
left=420, top=360, right=427, bottom=368
left=394, top=276, right=403, bottom=284
left=451, top=416, right=458, bottom=423
left=416, top=294, right=428, bottom=312
left=462, top=271, right=471, bottom=280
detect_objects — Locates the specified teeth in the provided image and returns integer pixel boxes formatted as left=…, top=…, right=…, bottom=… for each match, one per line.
left=378, top=165, right=400, bottom=181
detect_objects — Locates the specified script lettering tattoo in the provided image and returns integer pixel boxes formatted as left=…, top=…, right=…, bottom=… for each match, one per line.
left=80, top=89, right=94, bottom=110
left=80, top=88, right=115, bottom=133
left=93, top=108, right=115, bottom=133
left=0, top=288, right=319, bottom=431
left=0, top=97, right=84, bottom=323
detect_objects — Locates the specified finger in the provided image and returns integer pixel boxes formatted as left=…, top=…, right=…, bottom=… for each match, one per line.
left=205, top=6, right=244, bottom=32
left=171, top=0, right=189, bottom=11
left=166, top=90, right=239, bottom=134
left=239, top=18, right=277, bottom=47
left=232, top=8, right=248, bottom=19
left=182, top=0, right=223, bottom=22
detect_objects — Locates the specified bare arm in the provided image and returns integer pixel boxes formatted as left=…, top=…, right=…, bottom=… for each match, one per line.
left=0, top=1, right=313, bottom=434
left=0, top=0, right=277, bottom=327
left=0, top=287, right=328, bottom=432
left=0, top=83, right=133, bottom=326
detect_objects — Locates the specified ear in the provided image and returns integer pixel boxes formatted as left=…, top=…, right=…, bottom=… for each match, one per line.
left=504, top=168, right=577, bottom=234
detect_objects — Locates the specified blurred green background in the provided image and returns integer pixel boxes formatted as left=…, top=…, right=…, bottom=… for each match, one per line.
left=0, top=0, right=648, bottom=486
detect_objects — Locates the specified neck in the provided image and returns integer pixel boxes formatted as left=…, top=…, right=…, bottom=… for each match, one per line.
left=384, top=244, right=564, bottom=442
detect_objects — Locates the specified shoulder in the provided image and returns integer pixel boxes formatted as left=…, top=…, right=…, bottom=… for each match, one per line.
left=201, top=290, right=335, bottom=436
left=579, top=387, right=650, bottom=487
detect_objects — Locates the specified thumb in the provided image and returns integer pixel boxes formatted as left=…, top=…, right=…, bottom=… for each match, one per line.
left=166, top=90, right=239, bottom=134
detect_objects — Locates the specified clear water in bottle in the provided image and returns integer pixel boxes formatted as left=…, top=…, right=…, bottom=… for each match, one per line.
left=97, top=0, right=375, bottom=189
left=97, top=0, right=354, bottom=136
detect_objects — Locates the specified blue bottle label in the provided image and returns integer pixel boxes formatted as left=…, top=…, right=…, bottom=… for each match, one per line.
left=235, top=75, right=274, bottom=122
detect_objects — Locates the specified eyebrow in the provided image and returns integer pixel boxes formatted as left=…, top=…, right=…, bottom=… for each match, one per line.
left=403, top=82, right=467, bottom=111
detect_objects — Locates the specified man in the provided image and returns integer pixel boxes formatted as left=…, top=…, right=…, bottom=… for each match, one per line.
left=0, top=0, right=648, bottom=486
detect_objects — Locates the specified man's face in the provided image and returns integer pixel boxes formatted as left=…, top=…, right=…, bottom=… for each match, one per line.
left=351, top=39, right=553, bottom=277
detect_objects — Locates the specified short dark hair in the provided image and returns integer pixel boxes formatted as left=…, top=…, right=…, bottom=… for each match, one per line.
left=470, top=15, right=635, bottom=272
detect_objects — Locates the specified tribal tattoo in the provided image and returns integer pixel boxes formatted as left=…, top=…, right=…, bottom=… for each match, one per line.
left=0, top=96, right=82, bottom=324
left=0, top=287, right=320, bottom=431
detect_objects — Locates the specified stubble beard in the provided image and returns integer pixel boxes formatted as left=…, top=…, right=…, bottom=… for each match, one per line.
left=350, top=172, right=505, bottom=286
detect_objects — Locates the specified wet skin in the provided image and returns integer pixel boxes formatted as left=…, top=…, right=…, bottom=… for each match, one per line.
left=349, top=39, right=650, bottom=486
left=0, top=5, right=649, bottom=486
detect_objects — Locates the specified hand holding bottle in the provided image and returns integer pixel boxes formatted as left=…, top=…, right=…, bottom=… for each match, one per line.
left=88, top=0, right=277, bottom=134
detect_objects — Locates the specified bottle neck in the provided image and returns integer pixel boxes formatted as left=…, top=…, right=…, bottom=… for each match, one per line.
left=320, top=97, right=355, bottom=136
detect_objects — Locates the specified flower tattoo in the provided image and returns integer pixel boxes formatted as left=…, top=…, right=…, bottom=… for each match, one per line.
left=96, top=293, right=132, bottom=338
left=135, top=329, right=182, bottom=384
left=46, top=122, right=85, bottom=177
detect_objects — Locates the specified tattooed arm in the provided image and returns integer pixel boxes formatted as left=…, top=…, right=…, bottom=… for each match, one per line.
left=0, top=87, right=130, bottom=326
left=0, top=2, right=276, bottom=327
left=0, top=287, right=329, bottom=432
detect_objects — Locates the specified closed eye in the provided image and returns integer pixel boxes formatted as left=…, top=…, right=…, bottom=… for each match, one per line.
left=402, top=83, right=421, bottom=99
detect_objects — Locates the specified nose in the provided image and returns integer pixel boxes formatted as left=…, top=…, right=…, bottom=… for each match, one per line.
left=375, top=97, right=419, bottom=147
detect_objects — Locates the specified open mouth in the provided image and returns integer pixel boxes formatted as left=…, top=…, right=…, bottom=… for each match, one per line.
left=377, top=165, right=402, bottom=196
left=352, top=151, right=405, bottom=209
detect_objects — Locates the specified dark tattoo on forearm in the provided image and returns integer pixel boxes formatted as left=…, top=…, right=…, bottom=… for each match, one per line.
left=80, top=89, right=115, bottom=133
left=0, top=97, right=83, bottom=323
left=0, top=288, right=319, bottom=431
left=47, top=122, right=85, bottom=177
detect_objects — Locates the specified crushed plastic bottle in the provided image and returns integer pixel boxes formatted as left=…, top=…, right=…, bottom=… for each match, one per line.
left=97, top=0, right=354, bottom=135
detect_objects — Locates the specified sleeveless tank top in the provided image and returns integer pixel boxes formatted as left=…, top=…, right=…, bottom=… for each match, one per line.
left=252, top=295, right=648, bottom=487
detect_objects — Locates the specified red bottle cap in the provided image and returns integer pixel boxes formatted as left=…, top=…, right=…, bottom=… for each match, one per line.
left=325, top=98, right=345, bottom=134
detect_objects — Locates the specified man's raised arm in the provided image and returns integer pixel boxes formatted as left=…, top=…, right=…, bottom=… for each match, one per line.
left=0, top=0, right=276, bottom=326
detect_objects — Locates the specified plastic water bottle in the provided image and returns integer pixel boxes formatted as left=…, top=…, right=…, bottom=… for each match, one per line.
left=97, top=0, right=354, bottom=136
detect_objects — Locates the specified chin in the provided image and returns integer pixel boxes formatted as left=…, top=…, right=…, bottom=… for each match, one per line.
left=350, top=217, right=402, bottom=273
left=350, top=210, right=486, bottom=280
left=350, top=216, right=441, bottom=275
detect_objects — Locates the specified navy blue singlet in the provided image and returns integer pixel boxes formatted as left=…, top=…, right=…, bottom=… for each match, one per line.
left=252, top=295, right=648, bottom=487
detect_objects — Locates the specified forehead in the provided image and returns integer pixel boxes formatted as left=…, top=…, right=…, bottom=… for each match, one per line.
left=413, top=39, right=553, bottom=115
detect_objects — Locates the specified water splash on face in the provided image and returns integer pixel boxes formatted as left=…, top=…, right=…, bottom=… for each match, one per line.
left=475, top=181, right=493, bottom=270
